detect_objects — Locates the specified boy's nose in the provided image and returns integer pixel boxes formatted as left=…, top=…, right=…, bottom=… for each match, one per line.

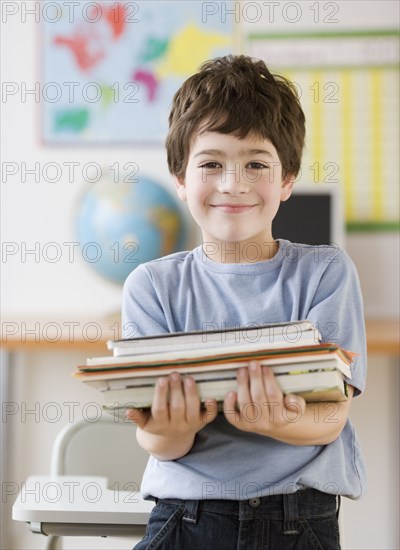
left=216, top=164, right=250, bottom=194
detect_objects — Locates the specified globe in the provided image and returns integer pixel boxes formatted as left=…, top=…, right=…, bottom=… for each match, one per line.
left=75, top=173, right=186, bottom=285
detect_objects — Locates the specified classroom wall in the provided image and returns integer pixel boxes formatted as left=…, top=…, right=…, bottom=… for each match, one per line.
left=1, top=2, right=399, bottom=549
left=2, top=0, right=399, bottom=319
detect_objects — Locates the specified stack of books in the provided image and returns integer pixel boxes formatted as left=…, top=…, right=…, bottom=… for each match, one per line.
left=74, top=320, right=355, bottom=413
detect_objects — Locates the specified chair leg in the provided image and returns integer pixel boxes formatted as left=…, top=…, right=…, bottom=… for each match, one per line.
left=338, top=508, right=346, bottom=549
left=45, top=535, right=62, bottom=550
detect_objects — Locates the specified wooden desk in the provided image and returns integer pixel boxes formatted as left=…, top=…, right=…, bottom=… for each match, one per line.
left=1, top=317, right=399, bottom=355
left=365, top=319, right=399, bottom=355
left=0, top=316, right=121, bottom=353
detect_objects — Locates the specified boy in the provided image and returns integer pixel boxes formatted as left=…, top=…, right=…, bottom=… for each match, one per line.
left=123, top=55, right=366, bottom=550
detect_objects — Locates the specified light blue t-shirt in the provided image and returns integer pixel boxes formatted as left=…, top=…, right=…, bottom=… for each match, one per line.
left=122, top=240, right=367, bottom=500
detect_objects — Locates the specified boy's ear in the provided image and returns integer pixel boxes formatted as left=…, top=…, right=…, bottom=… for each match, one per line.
left=174, top=175, right=187, bottom=202
left=280, top=174, right=295, bottom=202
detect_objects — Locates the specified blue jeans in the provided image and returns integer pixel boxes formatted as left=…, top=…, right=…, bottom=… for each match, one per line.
left=133, top=488, right=341, bottom=549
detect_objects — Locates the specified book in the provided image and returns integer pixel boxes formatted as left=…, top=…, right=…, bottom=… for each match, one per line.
left=74, top=320, right=355, bottom=411
left=75, top=350, right=352, bottom=385
left=107, top=320, right=319, bottom=357
left=82, top=320, right=327, bottom=370
left=78, top=344, right=352, bottom=376
left=101, top=369, right=348, bottom=411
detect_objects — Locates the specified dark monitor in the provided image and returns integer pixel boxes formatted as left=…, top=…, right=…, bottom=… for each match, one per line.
left=272, top=185, right=345, bottom=247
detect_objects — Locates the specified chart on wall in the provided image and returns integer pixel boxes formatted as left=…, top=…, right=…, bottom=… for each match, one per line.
left=42, top=1, right=235, bottom=144
left=246, top=31, right=399, bottom=229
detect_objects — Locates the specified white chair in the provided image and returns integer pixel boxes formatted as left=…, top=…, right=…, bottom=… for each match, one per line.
left=12, top=415, right=154, bottom=550
left=13, top=415, right=345, bottom=549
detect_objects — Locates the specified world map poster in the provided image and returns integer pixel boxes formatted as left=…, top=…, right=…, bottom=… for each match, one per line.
left=42, top=1, right=235, bottom=144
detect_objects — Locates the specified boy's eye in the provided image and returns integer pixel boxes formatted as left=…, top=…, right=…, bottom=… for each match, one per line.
left=246, top=162, right=269, bottom=170
left=199, top=162, right=221, bottom=170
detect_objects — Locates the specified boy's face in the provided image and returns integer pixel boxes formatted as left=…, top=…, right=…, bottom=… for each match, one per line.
left=174, top=131, right=294, bottom=262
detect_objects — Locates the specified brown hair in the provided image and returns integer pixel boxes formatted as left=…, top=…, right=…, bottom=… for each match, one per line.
left=166, top=54, right=305, bottom=179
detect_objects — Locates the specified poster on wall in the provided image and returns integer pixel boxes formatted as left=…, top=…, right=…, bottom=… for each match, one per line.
left=42, top=1, right=235, bottom=144
left=246, top=30, right=399, bottom=229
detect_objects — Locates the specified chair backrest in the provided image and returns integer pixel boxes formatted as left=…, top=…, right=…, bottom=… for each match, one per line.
left=51, top=416, right=149, bottom=489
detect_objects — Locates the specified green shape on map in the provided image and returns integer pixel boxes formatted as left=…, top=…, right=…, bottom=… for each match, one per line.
left=54, top=109, right=89, bottom=133
left=100, top=85, right=115, bottom=109
left=139, top=36, right=169, bottom=62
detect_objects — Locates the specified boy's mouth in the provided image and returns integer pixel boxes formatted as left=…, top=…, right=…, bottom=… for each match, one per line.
left=211, top=204, right=256, bottom=214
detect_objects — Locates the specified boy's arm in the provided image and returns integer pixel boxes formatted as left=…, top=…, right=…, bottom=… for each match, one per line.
left=122, top=269, right=219, bottom=460
left=126, top=374, right=218, bottom=460
left=224, top=361, right=354, bottom=446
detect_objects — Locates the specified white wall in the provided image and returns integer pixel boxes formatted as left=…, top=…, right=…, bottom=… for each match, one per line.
left=1, top=2, right=399, bottom=549
left=341, top=354, right=400, bottom=550
left=2, top=0, right=399, bottom=318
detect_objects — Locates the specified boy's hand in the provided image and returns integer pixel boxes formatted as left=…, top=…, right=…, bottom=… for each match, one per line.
left=126, top=373, right=218, bottom=459
left=223, top=361, right=306, bottom=437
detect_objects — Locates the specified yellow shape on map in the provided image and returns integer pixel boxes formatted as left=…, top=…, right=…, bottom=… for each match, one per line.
left=149, top=207, right=182, bottom=255
left=156, top=23, right=231, bottom=78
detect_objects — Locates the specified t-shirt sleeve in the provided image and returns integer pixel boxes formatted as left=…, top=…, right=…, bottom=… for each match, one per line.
left=122, top=264, right=169, bottom=338
left=307, top=249, right=367, bottom=397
